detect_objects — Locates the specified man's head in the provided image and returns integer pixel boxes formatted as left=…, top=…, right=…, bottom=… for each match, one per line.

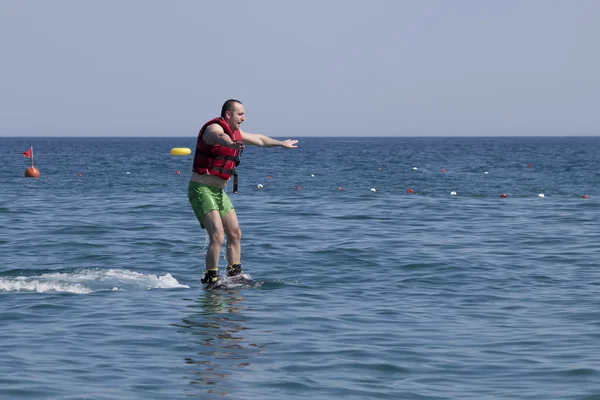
left=221, top=99, right=245, bottom=131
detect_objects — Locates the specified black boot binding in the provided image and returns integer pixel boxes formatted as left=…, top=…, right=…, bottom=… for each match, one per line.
left=226, top=263, right=242, bottom=277
left=201, top=269, right=219, bottom=288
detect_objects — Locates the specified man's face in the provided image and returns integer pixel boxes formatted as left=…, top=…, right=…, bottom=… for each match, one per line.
left=226, top=103, right=245, bottom=131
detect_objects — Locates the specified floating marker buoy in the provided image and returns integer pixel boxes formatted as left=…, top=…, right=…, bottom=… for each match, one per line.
left=296, top=186, right=301, bottom=190
left=77, top=173, right=82, bottom=177
left=311, top=174, right=315, bottom=177
left=412, top=167, right=418, bottom=170
left=24, top=167, right=40, bottom=178
left=538, top=193, right=545, bottom=198
left=338, top=187, right=343, bottom=191
left=257, top=184, right=263, bottom=189
left=407, top=188, right=413, bottom=193
left=370, top=188, right=376, bottom=192
left=450, top=191, right=457, bottom=196
left=528, top=163, right=532, bottom=168
left=175, top=170, right=181, bottom=175
left=484, top=172, right=488, bottom=174
left=170, top=148, right=191, bottom=156
left=378, top=167, right=381, bottom=170
left=126, top=172, right=131, bottom=175
left=267, top=175, right=272, bottom=179
left=582, top=195, right=589, bottom=199
left=441, top=168, right=446, bottom=173
left=500, top=193, right=507, bottom=198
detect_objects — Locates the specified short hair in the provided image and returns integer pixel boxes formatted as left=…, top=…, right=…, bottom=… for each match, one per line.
left=221, top=99, right=243, bottom=118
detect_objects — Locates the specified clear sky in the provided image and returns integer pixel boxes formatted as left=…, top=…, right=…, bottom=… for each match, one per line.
left=1, top=0, right=598, bottom=137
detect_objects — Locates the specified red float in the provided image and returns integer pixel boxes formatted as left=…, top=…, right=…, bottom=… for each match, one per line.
left=25, top=167, right=40, bottom=178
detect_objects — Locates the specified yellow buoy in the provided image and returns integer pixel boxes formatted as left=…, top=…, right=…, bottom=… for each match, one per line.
left=170, top=147, right=191, bottom=156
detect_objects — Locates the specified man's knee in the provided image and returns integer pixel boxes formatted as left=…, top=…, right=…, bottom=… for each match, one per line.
left=227, top=226, right=242, bottom=243
left=208, top=230, right=225, bottom=246
left=234, top=227, right=242, bottom=241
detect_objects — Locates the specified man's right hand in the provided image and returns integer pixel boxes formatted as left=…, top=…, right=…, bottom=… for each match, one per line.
left=228, top=140, right=245, bottom=150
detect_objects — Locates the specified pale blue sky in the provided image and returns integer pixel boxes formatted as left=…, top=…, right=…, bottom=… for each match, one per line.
left=1, top=0, right=598, bottom=137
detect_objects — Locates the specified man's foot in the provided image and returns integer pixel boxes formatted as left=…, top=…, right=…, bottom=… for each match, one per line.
left=226, top=263, right=242, bottom=277
left=201, top=269, right=219, bottom=288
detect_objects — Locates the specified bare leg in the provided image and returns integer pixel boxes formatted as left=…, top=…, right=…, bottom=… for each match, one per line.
left=222, top=209, right=242, bottom=266
left=203, top=210, right=225, bottom=271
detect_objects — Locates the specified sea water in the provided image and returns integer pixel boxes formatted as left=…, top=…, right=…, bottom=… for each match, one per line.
left=1, top=136, right=599, bottom=399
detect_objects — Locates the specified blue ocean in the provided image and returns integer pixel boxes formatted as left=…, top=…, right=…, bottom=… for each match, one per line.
left=1, top=136, right=599, bottom=399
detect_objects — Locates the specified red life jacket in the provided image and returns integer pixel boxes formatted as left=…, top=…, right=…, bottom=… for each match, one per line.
left=192, top=117, right=242, bottom=181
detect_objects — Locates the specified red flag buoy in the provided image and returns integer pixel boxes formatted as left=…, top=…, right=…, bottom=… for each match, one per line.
left=407, top=188, right=413, bottom=193
left=175, top=170, right=181, bottom=175
left=25, top=167, right=40, bottom=178
left=441, top=168, right=446, bottom=173
left=582, top=195, right=589, bottom=199
left=500, top=193, right=507, bottom=198
left=22, top=146, right=39, bottom=178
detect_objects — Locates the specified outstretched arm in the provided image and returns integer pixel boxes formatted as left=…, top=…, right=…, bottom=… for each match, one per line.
left=240, top=130, right=298, bottom=148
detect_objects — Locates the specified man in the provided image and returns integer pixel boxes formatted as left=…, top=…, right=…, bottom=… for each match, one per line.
left=188, top=99, right=298, bottom=288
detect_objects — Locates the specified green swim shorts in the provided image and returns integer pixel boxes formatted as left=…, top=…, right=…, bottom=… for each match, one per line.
left=188, top=182, right=234, bottom=229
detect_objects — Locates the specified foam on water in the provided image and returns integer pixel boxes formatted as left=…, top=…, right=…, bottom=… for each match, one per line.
left=0, top=268, right=190, bottom=294
left=0, top=278, right=93, bottom=294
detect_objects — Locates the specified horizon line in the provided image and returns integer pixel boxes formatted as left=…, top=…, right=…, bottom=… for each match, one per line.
left=1, top=134, right=599, bottom=139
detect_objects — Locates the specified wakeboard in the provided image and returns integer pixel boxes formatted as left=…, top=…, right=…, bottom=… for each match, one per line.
left=204, top=274, right=257, bottom=290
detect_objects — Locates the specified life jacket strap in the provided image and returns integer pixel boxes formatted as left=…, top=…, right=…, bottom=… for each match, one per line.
left=207, top=166, right=236, bottom=175
left=233, top=172, right=238, bottom=194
